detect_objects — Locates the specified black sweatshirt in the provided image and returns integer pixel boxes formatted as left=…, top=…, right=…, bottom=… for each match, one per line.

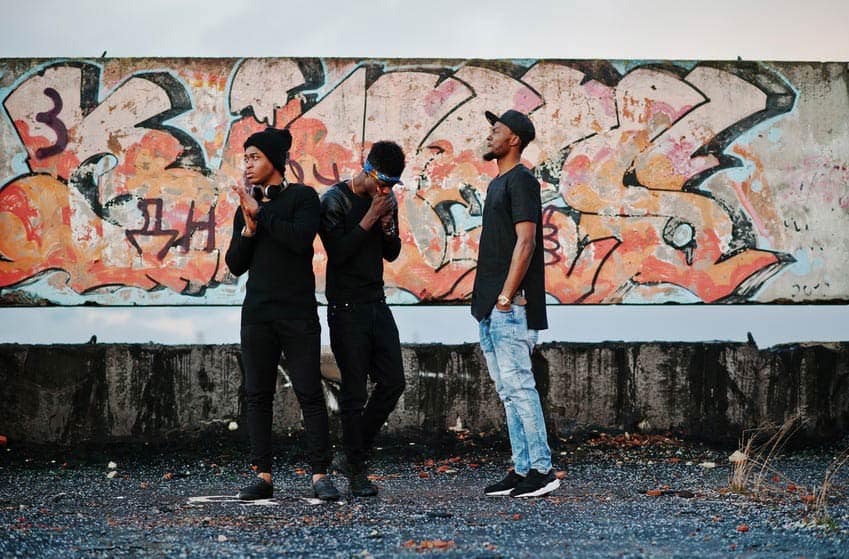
left=225, top=183, right=320, bottom=324
left=319, top=181, right=401, bottom=304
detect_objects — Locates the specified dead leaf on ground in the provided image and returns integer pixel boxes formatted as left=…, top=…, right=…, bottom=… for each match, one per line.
left=403, top=539, right=455, bottom=552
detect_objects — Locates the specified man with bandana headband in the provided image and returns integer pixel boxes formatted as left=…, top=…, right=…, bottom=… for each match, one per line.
left=225, top=127, right=339, bottom=501
left=319, top=141, right=406, bottom=497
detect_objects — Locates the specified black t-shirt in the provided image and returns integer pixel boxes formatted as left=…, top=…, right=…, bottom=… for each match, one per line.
left=471, top=165, right=548, bottom=330
left=224, top=183, right=320, bottom=324
left=319, top=181, right=401, bottom=303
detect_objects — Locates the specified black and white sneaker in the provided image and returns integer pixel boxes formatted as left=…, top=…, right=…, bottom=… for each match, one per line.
left=484, top=470, right=524, bottom=496
left=509, top=469, right=560, bottom=498
left=237, top=478, right=273, bottom=500
left=312, top=476, right=341, bottom=501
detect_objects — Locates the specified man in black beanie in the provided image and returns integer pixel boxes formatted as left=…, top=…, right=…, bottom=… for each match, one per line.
left=225, top=127, right=339, bottom=501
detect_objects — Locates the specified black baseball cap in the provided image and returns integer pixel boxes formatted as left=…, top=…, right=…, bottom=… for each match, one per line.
left=485, top=109, right=536, bottom=147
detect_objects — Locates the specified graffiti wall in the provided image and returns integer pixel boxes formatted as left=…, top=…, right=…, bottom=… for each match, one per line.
left=1, top=58, right=847, bottom=306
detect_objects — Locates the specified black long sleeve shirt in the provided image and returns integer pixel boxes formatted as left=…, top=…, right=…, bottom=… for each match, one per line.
left=225, top=183, right=320, bottom=324
left=319, top=181, right=401, bottom=304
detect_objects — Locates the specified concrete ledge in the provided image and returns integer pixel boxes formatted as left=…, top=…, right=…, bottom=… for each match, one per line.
left=1, top=342, right=847, bottom=447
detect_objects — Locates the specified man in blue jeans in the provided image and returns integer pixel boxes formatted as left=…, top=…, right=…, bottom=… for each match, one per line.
left=471, top=110, right=560, bottom=498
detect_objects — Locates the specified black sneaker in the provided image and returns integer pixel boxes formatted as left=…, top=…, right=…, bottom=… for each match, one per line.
left=509, top=469, right=560, bottom=498
left=238, top=478, right=273, bottom=500
left=331, top=451, right=350, bottom=477
left=484, top=470, right=524, bottom=496
left=348, top=465, right=378, bottom=497
left=312, top=476, right=341, bottom=501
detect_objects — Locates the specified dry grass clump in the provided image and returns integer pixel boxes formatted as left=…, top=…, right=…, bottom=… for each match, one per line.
left=808, top=446, right=849, bottom=527
left=728, top=416, right=801, bottom=497
left=728, top=415, right=849, bottom=528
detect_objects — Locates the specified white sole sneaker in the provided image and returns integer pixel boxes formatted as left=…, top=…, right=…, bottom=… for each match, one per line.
left=484, top=488, right=514, bottom=496
left=511, top=478, right=560, bottom=498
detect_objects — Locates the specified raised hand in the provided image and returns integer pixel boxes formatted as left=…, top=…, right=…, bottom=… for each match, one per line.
left=232, top=181, right=258, bottom=236
left=360, top=192, right=394, bottom=230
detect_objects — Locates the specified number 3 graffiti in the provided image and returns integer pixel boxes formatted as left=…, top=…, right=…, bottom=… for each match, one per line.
left=34, top=87, right=68, bottom=159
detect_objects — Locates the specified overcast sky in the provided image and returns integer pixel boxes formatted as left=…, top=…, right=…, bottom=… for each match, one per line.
left=1, top=0, right=847, bottom=347
left=3, top=0, right=849, bottom=61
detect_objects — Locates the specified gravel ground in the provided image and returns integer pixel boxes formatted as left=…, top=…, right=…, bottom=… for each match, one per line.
left=1, top=434, right=847, bottom=558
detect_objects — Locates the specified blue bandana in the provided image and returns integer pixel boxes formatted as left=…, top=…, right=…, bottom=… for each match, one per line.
left=364, top=160, right=403, bottom=186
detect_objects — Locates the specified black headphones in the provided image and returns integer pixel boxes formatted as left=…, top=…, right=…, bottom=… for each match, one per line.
left=251, top=181, right=287, bottom=201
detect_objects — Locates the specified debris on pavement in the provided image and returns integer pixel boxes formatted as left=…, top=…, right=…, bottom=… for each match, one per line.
left=1, top=433, right=846, bottom=558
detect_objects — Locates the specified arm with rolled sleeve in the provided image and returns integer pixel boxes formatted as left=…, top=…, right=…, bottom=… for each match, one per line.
left=224, top=208, right=254, bottom=277
left=255, top=187, right=320, bottom=256
left=320, top=188, right=369, bottom=266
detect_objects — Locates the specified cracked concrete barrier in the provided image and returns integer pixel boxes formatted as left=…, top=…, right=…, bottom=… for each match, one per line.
left=0, top=342, right=846, bottom=447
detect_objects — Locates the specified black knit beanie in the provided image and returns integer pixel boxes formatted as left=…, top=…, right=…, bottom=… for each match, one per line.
left=244, top=128, right=292, bottom=175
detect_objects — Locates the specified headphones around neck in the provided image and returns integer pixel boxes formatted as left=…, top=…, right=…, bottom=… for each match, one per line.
left=251, top=181, right=288, bottom=201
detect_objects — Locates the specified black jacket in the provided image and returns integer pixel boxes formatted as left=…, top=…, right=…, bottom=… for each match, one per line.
left=319, top=181, right=401, bottom=303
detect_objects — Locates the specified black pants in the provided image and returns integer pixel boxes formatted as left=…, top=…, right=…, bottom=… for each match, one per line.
left=328, top=301, right=405, bottom=466
left=241, top=318, right=330, bottom=474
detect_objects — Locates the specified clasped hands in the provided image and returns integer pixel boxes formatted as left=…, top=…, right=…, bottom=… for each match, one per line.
left=232, top=173, right=259, bottom=237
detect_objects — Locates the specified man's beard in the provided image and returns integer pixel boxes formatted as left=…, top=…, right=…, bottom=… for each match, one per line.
left=483, top=151, right=496, bottom=161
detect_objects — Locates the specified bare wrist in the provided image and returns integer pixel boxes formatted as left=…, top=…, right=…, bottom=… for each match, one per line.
left=360, top=215, right=377, bottom=229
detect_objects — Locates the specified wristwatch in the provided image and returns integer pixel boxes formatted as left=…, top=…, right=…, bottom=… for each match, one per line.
left=497, top=294, right=511, bottom=306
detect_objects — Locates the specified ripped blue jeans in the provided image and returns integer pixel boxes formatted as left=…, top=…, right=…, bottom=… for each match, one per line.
left=479, top=304, right=552, bottom=476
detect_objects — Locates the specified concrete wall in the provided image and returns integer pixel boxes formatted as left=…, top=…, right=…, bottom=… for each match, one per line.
left=1, top=341, right=846, bottom=447
left=1, top=59, right=848, bottom=306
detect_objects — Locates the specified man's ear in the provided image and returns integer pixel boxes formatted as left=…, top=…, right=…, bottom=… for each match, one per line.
left=509, top=133, right=522, bottom=148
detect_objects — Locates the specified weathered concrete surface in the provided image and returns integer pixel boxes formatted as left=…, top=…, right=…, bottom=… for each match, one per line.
left=1, top=341, right=847, bottom=447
